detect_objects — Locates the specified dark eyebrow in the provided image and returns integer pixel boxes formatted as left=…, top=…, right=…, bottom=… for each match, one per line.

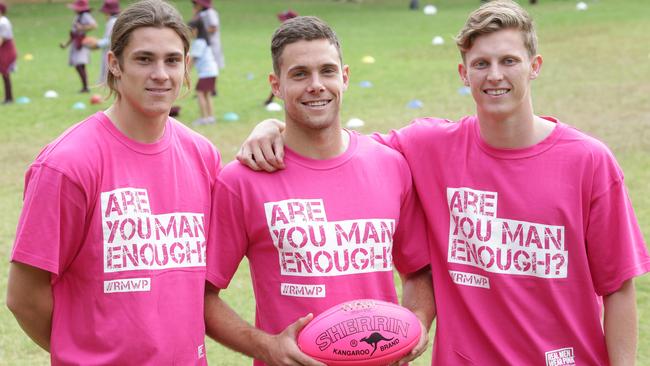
left=131, top=50, right=184, bottom=58
left=287, top=63, right=339, bottom=73
left=321, top=63, right=339, bottom=68
left=132, top=51, right=154, bottom=57
left=287, top=65, right=308, bottom=73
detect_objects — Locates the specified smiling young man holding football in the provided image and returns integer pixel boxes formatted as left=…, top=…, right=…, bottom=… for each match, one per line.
left=203, top=16, right=434, bottom=366
left=237, top=1, right=650, bottom=365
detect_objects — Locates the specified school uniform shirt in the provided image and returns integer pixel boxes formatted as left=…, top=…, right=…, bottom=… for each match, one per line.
left=190, top=38, right=218, bottom=79
left=0, top=15, right=17, bottom=74
left=198, top=7, right=224, bottom=69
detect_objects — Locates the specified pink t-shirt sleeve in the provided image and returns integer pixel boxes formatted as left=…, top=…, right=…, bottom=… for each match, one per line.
left=370, top=118, right=451, bottom=154
left=370, top=131, right=403, bottom=154
left=586, top=178, right=650, bottom=296
left=392, top=181, right=430, bottom=275
left=205, top=175, right=248, bottom=289
left=11, top=164, right=87, bottom=277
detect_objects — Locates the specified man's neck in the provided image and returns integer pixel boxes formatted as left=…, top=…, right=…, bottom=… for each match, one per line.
left=283, top=123, right=349, bottom=160
left=104, top=100, right=167, bottom=144
left=477, top=108, right=555, bottom=149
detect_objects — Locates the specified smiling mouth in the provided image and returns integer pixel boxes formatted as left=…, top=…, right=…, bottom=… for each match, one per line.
left=146, top=88, right=171, bottom=93
left=484, top=89, right=510, bottom=96
left=302, top=99, right=331, bottom=107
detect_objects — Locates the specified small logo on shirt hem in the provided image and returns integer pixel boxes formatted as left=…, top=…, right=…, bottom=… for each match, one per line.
left=545, top=347, right=575, bottom=366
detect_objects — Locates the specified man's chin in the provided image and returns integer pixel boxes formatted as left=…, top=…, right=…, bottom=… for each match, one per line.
left=141, top=105, right=173, bottom=119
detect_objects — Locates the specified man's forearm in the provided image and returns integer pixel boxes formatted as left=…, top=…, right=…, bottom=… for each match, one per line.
left=401, top=266, right=435, bottom=329
left=6, top=262, right=53, bottom=351
left=604, top=279, right=637, bottom=366
left=204, top=286, right=271, bottom=361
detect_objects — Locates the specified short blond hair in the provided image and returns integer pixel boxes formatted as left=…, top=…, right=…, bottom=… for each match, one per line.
left=106, top=0, right=191, bottom=98
left=456, top=0, right=537, bottom=60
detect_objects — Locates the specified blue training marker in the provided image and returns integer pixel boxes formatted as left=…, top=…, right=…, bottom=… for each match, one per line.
left=407, top=99, right=423, bottom=109
left=223, top=112, right=239, bottom=122
left=359, top=80, right=373, bottom=88
left=458, top=86, right=471, bottom=96
left=72, top=102, right=86, bottom=110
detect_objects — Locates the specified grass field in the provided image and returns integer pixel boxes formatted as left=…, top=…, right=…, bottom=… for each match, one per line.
left=1, top=0, right=649, bottom=364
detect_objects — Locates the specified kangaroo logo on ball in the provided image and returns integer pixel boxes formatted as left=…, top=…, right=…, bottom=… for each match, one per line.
left=360, top=332, right=393, bottom=356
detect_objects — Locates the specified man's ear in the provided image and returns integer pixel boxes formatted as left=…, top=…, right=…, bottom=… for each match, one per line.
left=342, top=64, right=350, bottom=91
left=107, top=51, right=121, bottom=77
left=530, top=54, right=543, bottom=80
left=269, top=72, right=282, bottom=98
left=458, top=62, right=469, bottom=86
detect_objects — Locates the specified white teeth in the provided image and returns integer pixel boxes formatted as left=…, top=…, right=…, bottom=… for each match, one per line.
left=485, top=89, right=509, bottom=96
left=305, top=100, right=328, bottom=107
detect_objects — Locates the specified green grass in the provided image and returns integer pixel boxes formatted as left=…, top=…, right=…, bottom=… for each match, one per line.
left=1, top=0, right=649, bottom=364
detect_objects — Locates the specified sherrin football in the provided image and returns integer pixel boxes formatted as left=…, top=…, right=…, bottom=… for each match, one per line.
left=297, top=299, right=421, bottom=366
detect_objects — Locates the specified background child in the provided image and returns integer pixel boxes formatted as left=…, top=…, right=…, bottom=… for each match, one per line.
left=192, top=0, right=224, bottom=70
left=263, top=9, right=297, bottom=106
left=60, top=0, right=96, bottom=92
left=96, top=0, right=119, bottom=83
left=189, top=18, right=218, bottom=125
left=0, top=1, right=17, bottom=104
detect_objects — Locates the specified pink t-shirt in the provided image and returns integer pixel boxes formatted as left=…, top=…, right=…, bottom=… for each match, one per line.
left=374, top=116, right=650, bottom=365
left=206, top=131, right=429, bottom=366
left=11, top=112, right=220, bottom=365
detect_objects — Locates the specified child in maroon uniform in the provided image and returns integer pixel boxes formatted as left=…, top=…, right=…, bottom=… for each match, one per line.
left=0, top=1, right=17, bottom=103
left=60, top=0, right=96, bottom=92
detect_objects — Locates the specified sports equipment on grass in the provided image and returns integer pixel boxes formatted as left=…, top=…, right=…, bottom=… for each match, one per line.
left=90, top=94, right=102, bottom=104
